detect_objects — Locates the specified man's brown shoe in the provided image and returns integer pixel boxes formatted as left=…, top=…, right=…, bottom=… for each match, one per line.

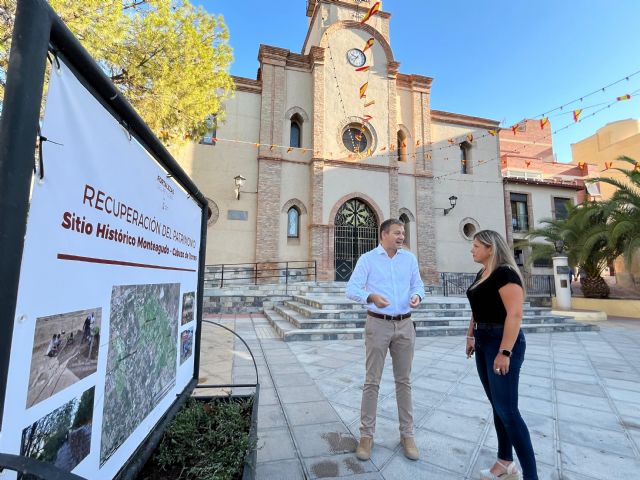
left=355, top=437, right=373, bottom=461
left=400, top=436, right=420, bottom=461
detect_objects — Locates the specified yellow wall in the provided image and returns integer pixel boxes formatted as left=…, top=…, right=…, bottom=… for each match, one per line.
left=554, top=297, right=640, bottom=318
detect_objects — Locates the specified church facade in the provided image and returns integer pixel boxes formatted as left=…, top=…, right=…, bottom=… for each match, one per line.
left=175, top=0, right=507, bottom=283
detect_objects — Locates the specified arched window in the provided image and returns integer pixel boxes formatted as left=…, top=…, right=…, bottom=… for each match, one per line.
left=290, top=114, right=302, bottom=148
left=400, top=213, right=410, bottom=248
left=460, top=141, right=471, bottom=174
left=397, top=130, right=408, bottom=162
left=287, top=207, right=300, bottom=238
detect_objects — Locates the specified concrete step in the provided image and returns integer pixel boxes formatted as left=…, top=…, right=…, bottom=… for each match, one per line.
left=272, top=305, right=574, bottom=330
left=263, top=312, right=599, bottom=342
left=283, top=300, right=549, bottom=320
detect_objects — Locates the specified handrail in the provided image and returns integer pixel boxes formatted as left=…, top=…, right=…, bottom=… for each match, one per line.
left=205, top=260, right=317, bottom=293
left=440, top=272, right=555, bottom=297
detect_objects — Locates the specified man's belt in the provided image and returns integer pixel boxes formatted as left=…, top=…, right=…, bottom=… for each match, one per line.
left=367, top=311, right=411, bottom=321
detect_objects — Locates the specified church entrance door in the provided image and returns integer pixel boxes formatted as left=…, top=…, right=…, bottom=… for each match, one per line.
left=334, top=199, right=378, bottom=281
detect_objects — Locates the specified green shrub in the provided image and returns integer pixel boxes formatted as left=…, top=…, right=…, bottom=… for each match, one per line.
left=143, top=397, right=254, bottom=480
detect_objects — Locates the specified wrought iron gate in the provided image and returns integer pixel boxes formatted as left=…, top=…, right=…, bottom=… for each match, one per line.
left=334, top=199, right=378, bottom=281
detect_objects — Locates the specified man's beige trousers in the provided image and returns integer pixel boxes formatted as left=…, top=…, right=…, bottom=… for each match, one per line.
left=360, top=315, right=416, bottom=438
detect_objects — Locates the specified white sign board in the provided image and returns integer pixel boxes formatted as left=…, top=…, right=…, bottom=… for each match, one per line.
left=0, top=60, right=202, bottom=479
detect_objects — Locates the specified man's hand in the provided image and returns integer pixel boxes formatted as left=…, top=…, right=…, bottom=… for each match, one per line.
left=368, top=294, right=390, bottom=308
left=409, top=295, right=421, bottom=308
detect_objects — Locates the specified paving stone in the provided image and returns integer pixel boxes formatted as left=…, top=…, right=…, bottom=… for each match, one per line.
left=556, top=402, right=624, bottom=431
left=555, top=390, right=613, bottom=412
left=258, top=404, right=288, bottom=430
left=331, top=403, right=361, bottom=426
left=278, top=384, right=325, bottom=404
left=292, top=422, right=357, bottom=458
left=303, top=453, right=378, bottom=479
left=273, top=372, right=316, bottom=388
left=558, top=420, right=637, bottom=457
left=554, top=378, right=604, bottom=397
left=419, top=409, right=487, bottom=443
left=412, top=430, right=476, bottom=474
left=559, top=441, right=640, bottom=478
left=256, top=428, right=297, bottom=463
left=381, top=455, right=463, bottom=480
left=256, top=458, right=305, bottom=479
left=284, top=400, right=341, bottom=426
left=439, top=394, right=491, bottom=422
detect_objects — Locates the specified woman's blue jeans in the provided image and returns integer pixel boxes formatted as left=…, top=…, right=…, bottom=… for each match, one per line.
left=474, top=325, right=538, bottom=480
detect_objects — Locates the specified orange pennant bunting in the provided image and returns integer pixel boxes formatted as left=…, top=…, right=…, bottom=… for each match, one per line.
left=511, top=125, right=518, bottom=135
left=540, top=117, right=549, bottom=130
left=363, top=37, right=375, bottom=52
left=488, top=129, right=497, bottom=136
left=603, top=161, right=613, bottom=170
left=355, top=65, right=370, bottom=72
left=254, top=143, right=260, bottom=147
left=416, top=139, right=421, bottom=146
left=380, top=146, right=387, bottom=151
left=634, top=162, right=640, bottom=173
left=287, top=147, right=294, bottom=153
left=617, top=94, right=631, bottom=101
left=270, top=145, right=276, bottom=151
left=525, top=160, right=531, bottom=168
left=364, top=100, right=375, bottom=108
left=448, top=139, right=455, bottom=145
left=360, top=1, right=381, bottom=24
left=573, top=109, right=582, bottom=122
left=578, top=161, right=586, bottom=170
left=363, top=115, right=373, bottom=123
left=359, top=82, right=368, bottom=99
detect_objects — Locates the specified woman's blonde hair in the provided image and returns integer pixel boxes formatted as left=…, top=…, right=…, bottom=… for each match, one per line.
left=470, top=229, right=525, bottom=292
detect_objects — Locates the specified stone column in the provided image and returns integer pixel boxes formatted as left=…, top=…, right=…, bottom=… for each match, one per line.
left=387, top=61, right=401, bottom=217
left=255, top=46, right=288, bottom=264
left=308, top=46, right=332, bottom=280
left=410, top=75, right=438, bottom=284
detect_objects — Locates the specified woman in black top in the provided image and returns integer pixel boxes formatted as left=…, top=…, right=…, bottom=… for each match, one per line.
left=466, top=230, right=537, bottom=480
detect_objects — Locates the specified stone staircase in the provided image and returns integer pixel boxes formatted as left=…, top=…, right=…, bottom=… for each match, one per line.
left=263, top=285, right=599, bottom=341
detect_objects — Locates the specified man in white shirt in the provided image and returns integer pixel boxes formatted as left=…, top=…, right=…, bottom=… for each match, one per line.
left=346, top=218, right=425, bottom=461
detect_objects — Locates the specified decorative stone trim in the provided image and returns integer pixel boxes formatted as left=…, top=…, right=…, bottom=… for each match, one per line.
left=459, top=217, right=480, bottom=241
left=318, top=20, right=395, bottom=65
left=206, top=198, right=220, bottom=226
left=328, top=192, right=385, bottom=226
left=285, top=106, right=310, bottom=123
left=281, top=198, right=308, bottom=215
left=232, top=75, right=262, bottom=94
left=398, top=207, right=415, bottom=222
left=431, top=109, right=499, bottom=129
left=397, top=73, right=433, bottom=91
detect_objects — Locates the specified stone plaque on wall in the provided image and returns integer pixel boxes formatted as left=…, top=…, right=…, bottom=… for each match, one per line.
left=228, top=210, right=248, bottom=221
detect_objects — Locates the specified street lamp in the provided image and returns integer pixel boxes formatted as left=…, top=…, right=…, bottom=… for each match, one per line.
left=443, top=195, right=458, bottom=215
left=234, top=174, right=246, bottom=200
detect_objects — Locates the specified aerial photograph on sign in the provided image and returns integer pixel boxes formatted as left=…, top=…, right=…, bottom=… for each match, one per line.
left=100, top=283, right=179, bottom=463
left=20, top=387, right=95, bottom=479
left=181, top=290, right=195, bottom=325
left=26, top=308, right=101, bottom=408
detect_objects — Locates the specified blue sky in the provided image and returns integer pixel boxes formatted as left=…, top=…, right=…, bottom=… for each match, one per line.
left=194, top=0, right=640, bottom=163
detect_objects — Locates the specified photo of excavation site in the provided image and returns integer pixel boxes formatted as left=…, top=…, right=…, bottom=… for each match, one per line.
left=100, top=283, right=179, bottom=464
left=20, top=387, right=95, bottom=480
left=181, top=291, right=195, bottom=325
left=27, top=308, right=102, bottom=408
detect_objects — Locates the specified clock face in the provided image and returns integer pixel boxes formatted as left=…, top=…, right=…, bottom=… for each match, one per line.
left=346, top=48, right=366, bottom=67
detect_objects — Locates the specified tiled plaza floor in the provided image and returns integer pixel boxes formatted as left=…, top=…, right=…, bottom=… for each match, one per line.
left=202, top=314, right=640, bottom=479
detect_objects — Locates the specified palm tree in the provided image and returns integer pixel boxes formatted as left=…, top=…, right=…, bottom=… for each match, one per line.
left=522, top=201, right=620, bottom=298
left=589, top=156, right=640, bottom=274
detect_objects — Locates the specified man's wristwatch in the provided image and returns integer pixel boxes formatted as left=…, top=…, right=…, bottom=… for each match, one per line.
left=500, top=349, right=512, bottom=358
